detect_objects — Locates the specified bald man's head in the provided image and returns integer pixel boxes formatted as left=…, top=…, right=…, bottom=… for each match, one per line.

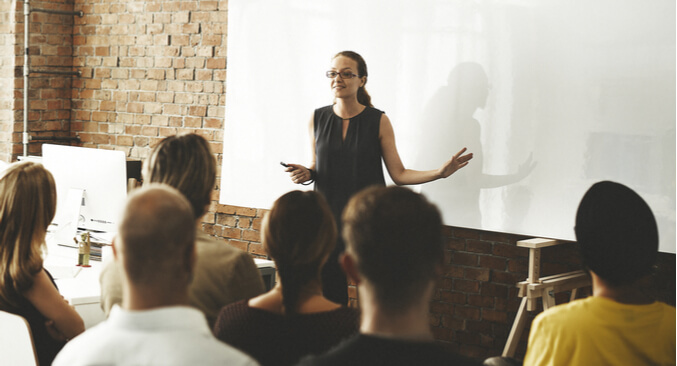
left=117, top=184, right=196, bottom=286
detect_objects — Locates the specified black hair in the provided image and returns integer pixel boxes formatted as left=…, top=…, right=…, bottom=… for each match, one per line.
left=575, top=181, right=658, bottom=285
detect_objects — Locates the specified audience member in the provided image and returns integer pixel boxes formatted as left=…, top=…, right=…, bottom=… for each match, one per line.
left=100, top=133, right=265, bottom=326
left=213, top=190, right=359, bottom=366
left=54, top=185, right=258, bottom=365
left=523, top=181, right=675, bottom=365
left=299, top=186, right=478, bottom=366
left=0, top=162, right=84, bottom=366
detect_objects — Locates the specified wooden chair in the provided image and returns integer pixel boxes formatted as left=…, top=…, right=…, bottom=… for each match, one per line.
left=502, top=238, right=591, bottom=357
left=0, top=310, right=38, bottom=366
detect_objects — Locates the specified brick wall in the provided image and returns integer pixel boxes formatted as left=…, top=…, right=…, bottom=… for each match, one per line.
left=0, top=1, right=16, bottom=163
left=432, top=229, right=585, bottom=358
left=7, top=0, right=76, bottom=160
left=3, top=0, right=674, bottom=361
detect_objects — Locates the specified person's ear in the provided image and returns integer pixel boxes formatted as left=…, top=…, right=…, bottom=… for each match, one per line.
left=112, top=237, right=120, bottom=261
left=340, top=252, right=361, bottom=285
left=360, top=76, right=367, bottom=88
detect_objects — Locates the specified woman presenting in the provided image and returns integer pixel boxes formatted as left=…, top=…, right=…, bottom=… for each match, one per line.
left=286, top=51, right=473, bottom=305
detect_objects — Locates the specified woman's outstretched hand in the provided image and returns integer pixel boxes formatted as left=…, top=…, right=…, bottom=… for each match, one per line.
left=285, top=163, right=312, bottom=184
left=438, top=147, right=473, bottom=178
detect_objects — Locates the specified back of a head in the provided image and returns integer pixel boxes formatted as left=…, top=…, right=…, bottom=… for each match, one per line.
left=143, top=133, right=216, bottom=220
left=118, top=184, right=196, bottom=286
left=263, top=190, right=337, bottom=314
left=0, top=162, right=56, bottom=307
left=342, top=186, right=443, bottom=312
left=575, top=181, right=658, bottom=286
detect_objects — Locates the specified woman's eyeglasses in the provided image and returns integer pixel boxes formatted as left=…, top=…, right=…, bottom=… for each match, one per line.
left=326, top=70, right=359, bottom=79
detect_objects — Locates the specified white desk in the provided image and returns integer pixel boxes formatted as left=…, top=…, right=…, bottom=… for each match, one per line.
left=44, top=242, right=276, bottom=329
left=43, top=242, right=108, bottom=329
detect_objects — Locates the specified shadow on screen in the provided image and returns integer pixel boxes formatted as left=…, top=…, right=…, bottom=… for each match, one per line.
left=418, top=62, right=536, bottom=228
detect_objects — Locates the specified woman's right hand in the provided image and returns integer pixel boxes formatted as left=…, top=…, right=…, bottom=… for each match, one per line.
left=286, top=164, right=311, bottom=184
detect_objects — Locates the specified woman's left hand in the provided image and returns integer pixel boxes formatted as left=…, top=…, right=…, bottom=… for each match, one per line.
left=438, top=147, right=473, bottom=178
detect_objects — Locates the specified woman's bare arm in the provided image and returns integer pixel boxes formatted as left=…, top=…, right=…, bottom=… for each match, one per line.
left=380, top=114, right=472, bottom=185
left=23, top=269, right=85, bottom=340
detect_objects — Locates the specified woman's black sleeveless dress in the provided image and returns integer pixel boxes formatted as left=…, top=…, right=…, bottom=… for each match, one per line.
left=1, top=269, right=66, bottom=366
left=314, top=105, right=385, bottom=304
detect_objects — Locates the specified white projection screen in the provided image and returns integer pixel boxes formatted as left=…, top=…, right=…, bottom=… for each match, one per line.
left=221, top=0, right=676, bottom=253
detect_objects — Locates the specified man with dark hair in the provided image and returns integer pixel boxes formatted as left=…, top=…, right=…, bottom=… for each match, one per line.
left=524, top=181, right=675, bottom=365
left=299, top=186, right=477, bottom=366
left=54, top=185, right=257, bottom=366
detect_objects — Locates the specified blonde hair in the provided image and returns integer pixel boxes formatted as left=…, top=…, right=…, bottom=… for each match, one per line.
left=263, top=191, right=336, bottom=314
left=143, top=133, right=216, bottom=220
left=0, top=162, right=56, bottom=309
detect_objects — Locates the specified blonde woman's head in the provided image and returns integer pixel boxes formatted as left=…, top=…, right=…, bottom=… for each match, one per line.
left=0, top=162, right=57, bottom=307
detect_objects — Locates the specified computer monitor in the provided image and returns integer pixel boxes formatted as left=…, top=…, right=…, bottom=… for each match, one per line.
left=42, top=144, right=127, bottom=234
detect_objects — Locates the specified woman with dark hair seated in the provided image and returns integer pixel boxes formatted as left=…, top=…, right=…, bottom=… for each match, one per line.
left=213, top=190, right=359, bottom=366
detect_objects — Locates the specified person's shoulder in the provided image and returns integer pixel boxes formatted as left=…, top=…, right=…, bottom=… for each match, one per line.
left=298, top=334, right=479, bottom=366
left=52, top=324, right=114, bottom=366
left=531, top=297, right=598, bottom=337
left=296, top=334, right=360, bottom=366
left=197, top=337, right=259, bottom=366
left=657, top=301, right=676, bottom=313
left=655, top=301, right=676, bottom=326
left=313, top=105, right=335, bottom=122
left=220, top=299, right=250, bottom=314
left=215, top=299, right=256, bottom=328
left=195, top=232, right=247, bottom=260
left=540, top=297, right=590, bottom=319
left=332, top=305, right=360, bottom=322
left=316, top=105, right=333, bottom=112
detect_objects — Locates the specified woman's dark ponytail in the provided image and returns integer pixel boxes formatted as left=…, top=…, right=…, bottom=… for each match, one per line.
left=262, top=191, right=337, bottom=315
left=277, top=263, right=318, bottom=315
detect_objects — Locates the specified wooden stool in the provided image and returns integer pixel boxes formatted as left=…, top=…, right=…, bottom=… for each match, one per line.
left=502, top=238, right=591, bottom=357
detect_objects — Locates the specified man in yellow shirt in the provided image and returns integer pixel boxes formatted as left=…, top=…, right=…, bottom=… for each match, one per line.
left=524, top=181, right=675, bottom=366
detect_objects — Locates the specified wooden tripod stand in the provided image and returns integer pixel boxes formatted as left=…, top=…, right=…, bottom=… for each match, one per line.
left=502, top=238, right=591, bottom=357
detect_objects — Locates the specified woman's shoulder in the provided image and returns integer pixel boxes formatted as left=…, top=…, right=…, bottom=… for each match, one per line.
left=215, top=299, right=255, bottom=326
left=300, top=304, right=360, bottom=324
left=314, top=105, right=335, bottom=121
left=330, top=305, right=361, bottom=321
left=361, top=106, right=385, bottom=124
left=315, top=105, right=334, bottom=113
left=365, top=105, right=384, bottom=114
left=220, top=298, right=251, bottom=314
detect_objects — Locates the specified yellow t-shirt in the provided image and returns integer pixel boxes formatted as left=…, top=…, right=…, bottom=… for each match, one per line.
left=524, top=296, right=675, bottom=366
